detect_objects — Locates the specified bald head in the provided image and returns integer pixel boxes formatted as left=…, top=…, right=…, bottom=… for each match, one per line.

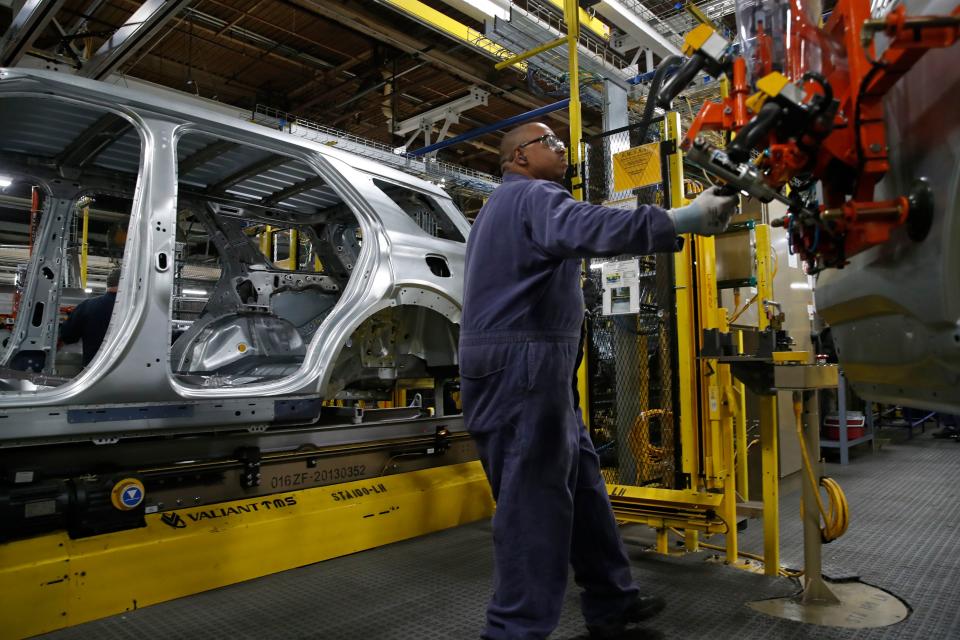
left=498, top=122, right=567, bottom=183
left=500, top=123, right=549, bottom=170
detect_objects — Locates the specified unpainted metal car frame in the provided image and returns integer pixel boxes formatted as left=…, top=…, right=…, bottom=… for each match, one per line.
left=0, top=69, right=471, bottom=445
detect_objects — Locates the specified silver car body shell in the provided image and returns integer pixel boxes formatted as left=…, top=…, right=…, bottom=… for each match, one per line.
left=0, top=68, right=470, bottom=443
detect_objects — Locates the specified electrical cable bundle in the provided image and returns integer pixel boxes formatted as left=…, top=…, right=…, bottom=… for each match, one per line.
left=793, top=396, right=849, bottom=542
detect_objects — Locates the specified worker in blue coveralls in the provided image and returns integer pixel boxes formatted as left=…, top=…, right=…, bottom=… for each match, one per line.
left=61, top=267, right=121, bottom=367
left=460, top=122, right=738, bottom=640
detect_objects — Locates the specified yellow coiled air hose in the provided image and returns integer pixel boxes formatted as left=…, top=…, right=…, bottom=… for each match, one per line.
left=793, top=395, right=849, bottom=542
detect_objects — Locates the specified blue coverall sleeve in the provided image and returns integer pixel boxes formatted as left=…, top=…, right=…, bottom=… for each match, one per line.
left=59, top=302, right=85, bottom=344
left=522, top=179, right=678, bottom=258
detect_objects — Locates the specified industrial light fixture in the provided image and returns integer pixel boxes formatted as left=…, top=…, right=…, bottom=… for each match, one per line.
left=444, top=0, right=510, bottom=20
left=182, top=288, right=209, bottom=296
left=0, top=176, right=12, bottom=189
left=468, top=0, right=509, bottom=19
left=790, top=282, right=812, bottom=290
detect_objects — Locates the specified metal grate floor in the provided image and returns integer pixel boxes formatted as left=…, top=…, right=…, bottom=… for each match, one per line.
left=39, top=434, right=960, bottom=640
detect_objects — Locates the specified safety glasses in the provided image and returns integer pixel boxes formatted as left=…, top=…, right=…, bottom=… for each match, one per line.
left=517, top=133, right=566, bottom=153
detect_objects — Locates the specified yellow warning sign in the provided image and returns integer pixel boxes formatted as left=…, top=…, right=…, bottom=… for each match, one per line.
left=612, top=143, right=662, bottom=192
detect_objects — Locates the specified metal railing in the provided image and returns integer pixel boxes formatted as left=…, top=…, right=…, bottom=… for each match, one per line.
left=252, top=105, right=500, bottom=197
left=525, top=0, right=632, bottom=71
left=617, top=0, right=685, bottom=47
left=483, top=7, right=626, bottom=109
left=639, top=0, right=739, bottom=35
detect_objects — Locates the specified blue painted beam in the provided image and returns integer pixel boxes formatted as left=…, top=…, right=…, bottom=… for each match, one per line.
left=409, top=98, right=570, bottom=157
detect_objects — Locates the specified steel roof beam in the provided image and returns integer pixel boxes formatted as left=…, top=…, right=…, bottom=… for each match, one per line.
left=335, top=62, right=431, bottom=112
left=81, top=0, right=194, bottom=80
left=179, top=140, right=240, bottom=176
left=263, top=176, right=329, bottom=207
left=201, top=0, right=354, bottom=67
left=208, top=155, right=289, bottom=195
left=66, top=0, right=109, bottom=34
left=56, top=113, right=131, bottom=172
left=0, top=0, right=67, bottom=67
left=288, top=0, right=575, bottom=129
left=287, top=50, right=375, bottom=103
left=1, top=150, right=138, bottom=197
left=136, top=50, right=262, bottom=96
left=181, top=6, right=334, bottom=75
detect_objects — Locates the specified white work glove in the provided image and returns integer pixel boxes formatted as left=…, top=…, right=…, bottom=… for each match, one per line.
left=668, top=186, right=739, bottom=236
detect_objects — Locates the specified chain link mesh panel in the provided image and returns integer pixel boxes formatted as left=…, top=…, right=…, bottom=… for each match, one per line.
left=584, top=120, right=680, bottom=488
left=585, top=120, right=666, bottom=208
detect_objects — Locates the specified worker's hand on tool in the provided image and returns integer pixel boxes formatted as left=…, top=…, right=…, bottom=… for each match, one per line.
left=668, top=186, right=739, bottom=236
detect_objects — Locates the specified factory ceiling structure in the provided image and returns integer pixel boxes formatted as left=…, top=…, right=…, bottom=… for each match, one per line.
left=0, top=0, right=754, bottom=177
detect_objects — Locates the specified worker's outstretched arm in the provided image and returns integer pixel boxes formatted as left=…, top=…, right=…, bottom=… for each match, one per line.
left=523, top=182, right=737, bottom=259
left=522, top=180, right=677, bottom=259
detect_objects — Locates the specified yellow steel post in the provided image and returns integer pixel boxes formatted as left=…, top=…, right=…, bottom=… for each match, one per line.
left=735, top=386, right=749, bottom=501
left=664, top=113, right=700, bottom=480
left=755, top=224, right=773, bottom=332
left=687, top=168, right=740, bottom=564
left=735, top=332, right=749, bottom=501
left=289, top=228, right=299, bottom=269
left=720, top=377, right=738, bottom=565
left=564, top=0, right=583, bottom=201
left=684, top=528, right=700, bottom=552
left=259, top=225, right=273, bottom=261
left=674, top=236, right=697, bottom=480
left=80, top=205, right=89, bottom=288
left=545, top=0, right=611, bottom=38
left=696, top=234, right=738, bottom=563
left=695, top=235, right=722, bottom=487
left=656, top=527, right=670, bottom=554
left=753, top=222, right=780, bottom=574
left=564, top=0, right=591, bottom=427
left=392, top=386, right=406, bottom=408
left=759, top=395, right=779, bottom=575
